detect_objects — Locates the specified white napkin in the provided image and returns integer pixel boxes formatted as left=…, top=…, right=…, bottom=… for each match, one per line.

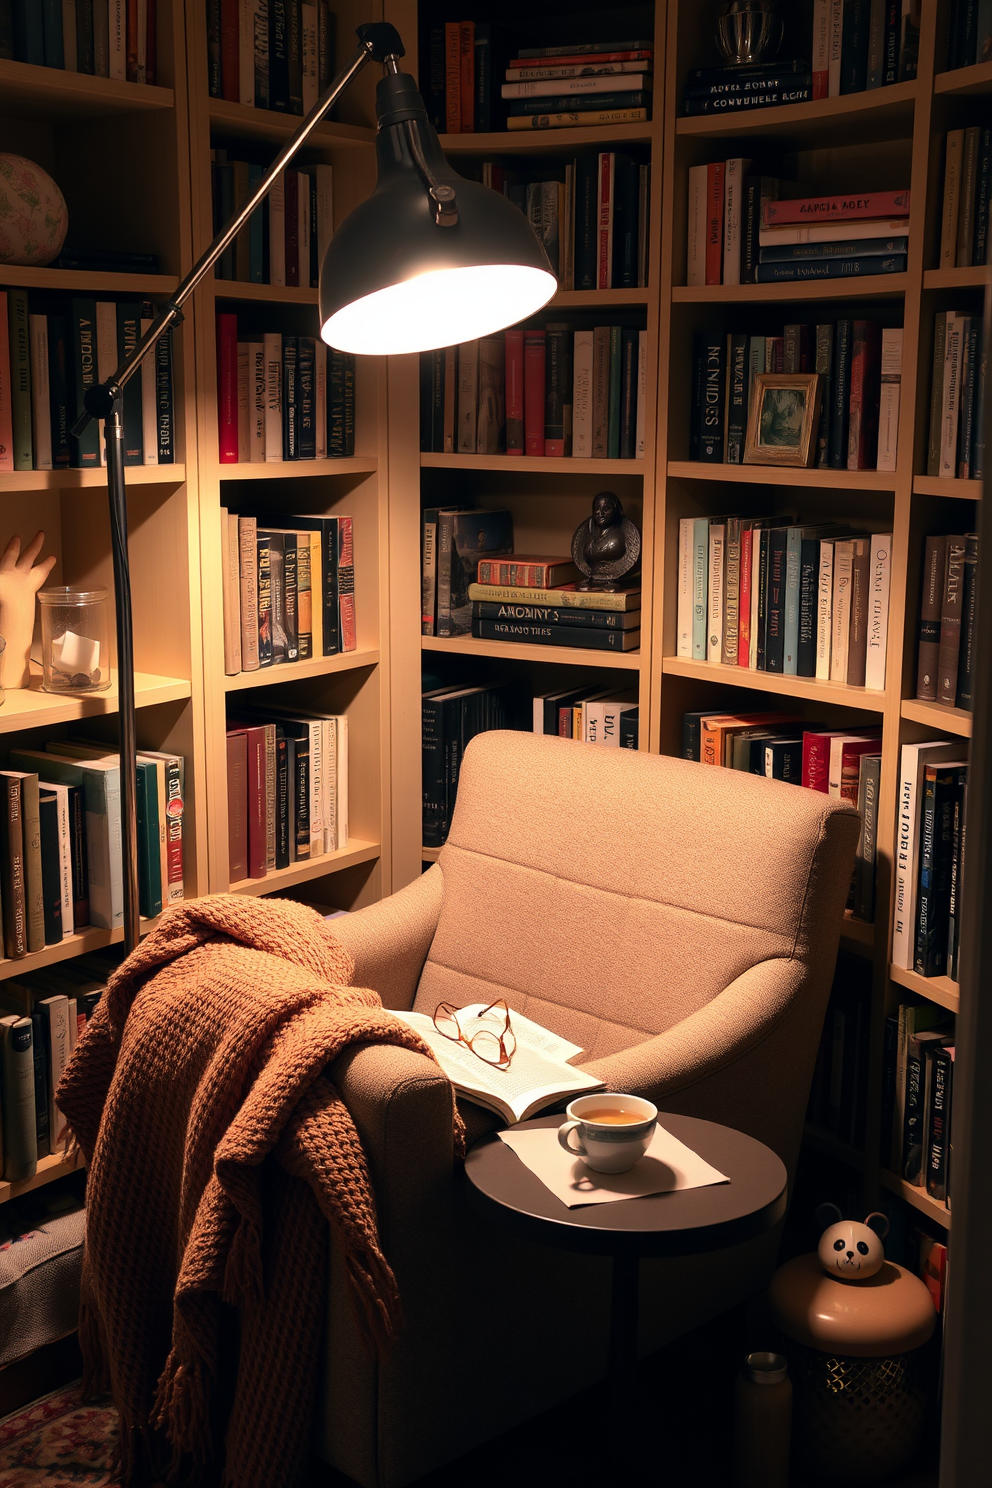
left=497, top=1123, right=730, bottom=1209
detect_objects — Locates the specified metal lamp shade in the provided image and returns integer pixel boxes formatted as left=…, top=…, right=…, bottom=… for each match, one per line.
left=319, top=74, right=557, bottom=355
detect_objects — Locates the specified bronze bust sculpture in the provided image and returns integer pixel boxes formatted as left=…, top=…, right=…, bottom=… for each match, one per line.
left=571, top=492, right=640, bottom=591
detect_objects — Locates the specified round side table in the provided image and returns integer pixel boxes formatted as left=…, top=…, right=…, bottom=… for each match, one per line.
left=463, top=1113, right=787, bottom=1467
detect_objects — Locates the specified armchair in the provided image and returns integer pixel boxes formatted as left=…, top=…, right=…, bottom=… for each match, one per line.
left=316, top=731, right=860, bottom=1488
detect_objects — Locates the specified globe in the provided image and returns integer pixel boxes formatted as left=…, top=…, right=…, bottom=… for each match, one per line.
left=0, top=154, right=69, bottom=267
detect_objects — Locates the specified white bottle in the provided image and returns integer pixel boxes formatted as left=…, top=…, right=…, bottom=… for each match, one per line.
left=733, top=1350, right=792, bottom=1488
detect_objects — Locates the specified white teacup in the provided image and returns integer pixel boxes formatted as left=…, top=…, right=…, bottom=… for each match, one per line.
left=557, top=1093, right=658, bottom=1174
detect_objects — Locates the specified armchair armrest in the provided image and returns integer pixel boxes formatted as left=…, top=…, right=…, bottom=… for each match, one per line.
left=332, top=865, right=443, bottom=1011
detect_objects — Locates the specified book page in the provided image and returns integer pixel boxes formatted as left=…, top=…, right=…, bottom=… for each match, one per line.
left=457, top=1002, right=586, bottom=1063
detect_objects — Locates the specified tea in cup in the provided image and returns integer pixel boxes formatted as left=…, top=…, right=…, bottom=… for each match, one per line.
left=557, top=1093, right=658, bottom=1174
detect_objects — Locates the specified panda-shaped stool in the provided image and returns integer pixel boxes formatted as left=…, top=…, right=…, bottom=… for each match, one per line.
left=767, top=1204, right=936, bottom=1485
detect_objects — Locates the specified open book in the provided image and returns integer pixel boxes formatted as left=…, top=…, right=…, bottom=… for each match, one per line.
left=393, top=1003, right=604, bottom=1124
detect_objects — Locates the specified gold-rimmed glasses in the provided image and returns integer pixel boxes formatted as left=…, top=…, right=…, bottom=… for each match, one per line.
left=432, top=999, right=516, bottom=1069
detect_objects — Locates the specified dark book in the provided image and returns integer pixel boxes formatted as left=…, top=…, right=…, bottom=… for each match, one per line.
left=206, top=0, right=221, bottom=94
left=916, top=535, right=946, bottom=700
left=574, top=155, right=599, bottom=290
left=41, top=0, right=63, bottom=73
left=419, top=352, right=435, bottom=453
left=226, top=731, right=248, bottom=882
left=880, top=1012, right=899, bottom=1168
left=829, top=320, right=853, bottom=469
left=759, top=236, right=909, bottom=262
left=309, top=176, right=319, bottom=289
left=797, top=535, right=820, bottom=677
left=607, top=325, right=623, bottom=459
left=116, top=301, right=144, bottom=465
left=618, top=326, right=638, bottom=460
left=937, top=535, right=966, bottom=705
left=282, top=336, right=298, bottom=459
left=682, top=710, right=709, bottom=762
left=155, top=322, right=174, bottom=463
left=903, top=1029, right=951, bottom=1185
left=755, top=255, right=906, bottom=281
left=691, top=332, right=725, bottom=462
left=612, top=154, right=640, bottom=288
left=544, top=323, right=571, bottom=456
left=267, top=533, right=287, bottom=664
left=25, top=1007, right=50, bottom=1158
left=275, top=733, right=290, bottom=870
left=46, top=311, right=71, bottom=468
left=682, top=86, right=812, bottom=113
left=897, top=0, right=920, bottom=77
left=841, top=0, right=871, bottom=91
left=286, top=0, right=302, bottom=113
left=726, top=333, right=749, bottom=464
left=764, top=528, right=789, bottom=673
left=974, top=127, right=991, bottom=267
left=297, top=336, right=316, bottom=459
left=685, top=59, right=809, bottom=82
left=283, top=533, right=299, bottom=661
left=926, top=1045, right=954, bottom=1201
left=947, top=766, right=968, bottom=981
left=0, top=773, right=26, bottom=959
left=471, top=618, right=639, bottom=651
left=76, top=0, right=95, bottom=72
left=472, top=602, right=637, bottom=629
left=268, top=0, right=289, bottom=110
left=764, top=737, right=803, bottom=781
left=12, top=0, right=44, bottom=63
left=957, top=532, right=979, bottom=709
left=847, top=537, right=872, bottom=686
left=882, top=0, right=900, bottom=83
left=755, top=528, right=771, bottom=671
left=69, top=299, right=100, bottom=467
left=915, top=764, right=959, bottom=976
left=854, top=753, right=881, bottom=922
left=257, top=533, right=273, bottom=667
left=422, top=24, right=446, bottom=131
left=619, top=709, right=639, bottom=749
left=135, top=759, right=162, bottom=919
left=474, top=23, right=510, bottom=132
left=38, top=792, right=63, bottom=946
left=782, top=322, right=811, bottom=373
left=814, top=322, right=834, bottom=468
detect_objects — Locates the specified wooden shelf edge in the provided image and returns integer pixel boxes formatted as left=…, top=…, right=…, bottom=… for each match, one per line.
left=217, top=457, right=377, bottom=479
left=912, top=475, right=983, bottom=500
left=438, top=122, right=654, bottom=153
left=661, top=656, right=887, bottom=709
left=420, top=454, right=645, bottom=473
left=230, top=840, right=381, bottom=895
left=0, top=915, right=163, bottom=984
left=207, top=97, right=375, bottom=145
left=423, top=636, right=642, bottom=669
left=888, top=963, right=960, bottom=1013
left=934, top=59, right=992, bottom=95
left=676, top=81, right=917, bottom=137
left=0, top=57, right=174, bottom=111
left=667, top=460, right=898, bottom=490
left=0, top=267, right=179, bottom=293
left=673, top=274, right=909, bottom=303
left=0, top=464, right=186, bottom=492
left=900, top=699, right=973, bottom=736
left=224, top=650, right=380, bottom=690
left=0, top=1149, right=84, bottom=1206
left=840, top=913, right=876, bottom=949
left=421, top=846, right=441, bottom=862
left=0, top=673, right=191, bottom=732
left=878, top=1169, right=951, bottom=1228
left=550, top=288, right=653, bottom=307
left=211, top=281, right=318, bottom=304
left=922, top=266, right=991, bottom=290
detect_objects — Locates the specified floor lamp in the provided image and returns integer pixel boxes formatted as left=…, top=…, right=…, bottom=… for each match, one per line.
left=70, top=22, right=557, bottom=954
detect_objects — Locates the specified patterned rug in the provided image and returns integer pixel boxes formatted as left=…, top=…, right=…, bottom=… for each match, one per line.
left=0, top=1384, right=118, bottom=1486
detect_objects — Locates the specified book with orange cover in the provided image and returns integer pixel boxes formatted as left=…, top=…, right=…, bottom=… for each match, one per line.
left=699, top=712, right=801, bottom=768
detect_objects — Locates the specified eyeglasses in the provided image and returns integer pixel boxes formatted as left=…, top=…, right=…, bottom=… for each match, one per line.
left=432, top=999, right=516, bottom=1069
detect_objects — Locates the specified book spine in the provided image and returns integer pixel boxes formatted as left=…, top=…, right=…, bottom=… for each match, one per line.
left=20, top=775, right=43, bottom=954
left=854, top=753, right=881, bottom=921
left=957, top=531, right=978, bottom=709
left=847, top=537, right=871, bottom=686
left=738, top=527, right=754, bottom=666
left=829, top=320, right=853, bottom=468
left=160, top=757, right=183, bottom=901
left=686, top=164, right=707, bottom=287
left=216, top=313, right=239, bottom=463
left=763, top=189, right=910, bottom=225
left=1, top=1018, right=37, bottom=1180
left=926, top=1047, right=952, bottom=1201
left=592, top=326, right=610, bottom=457
left=337, top=515, right=356, bottom=652
left=28, top=314, right=52, bottom=470
left=691, top=517, right=708, bottom=661
left=1, top=775, right=26, bottom=958
left=764, top=528, right=788, bottom=674
left=865, top=532, right=892, bottom=691
left=841, top=0, right=871, bottom=91
left=613, top=154, right=640, bottom=289
left=8, top=289, right=31, bottom=471
left=245, top=730, right=267, bottom=877
left=471, top=619, right=637, bottom=651
left=523, top=330, right=546, bottom=457
left=937, top=535, right=966, bottom=704
left=707, top=521, right=725, bottom=663
left=848, top=319, right=882, bottom=470
left=755, top=255, right=906, bottom=280
left=68, top=298, right=99, bottom=467
left=692, top=333, right=725, bottom=461
left=597, top=152, right=614, bottom=290
left=726, top=332, right=748, bottom=463
left=705, top=162, right=725, bottom=285
left=830, top=540, right=855, bottom=682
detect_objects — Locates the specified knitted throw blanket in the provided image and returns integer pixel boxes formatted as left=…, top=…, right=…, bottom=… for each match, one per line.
left=56, top=894, right=463, bottom=1488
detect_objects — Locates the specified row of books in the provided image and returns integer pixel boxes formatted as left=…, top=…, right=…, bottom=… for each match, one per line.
left=226, top=707, right=348, bottom=882
left=0, top=0, right=156, bottom=80
left=212, top=154, right=332, bottom=287
left=946, top=0, right=992, bottom=69
left=476, top=152, right=649, bottom=290
left=533, top=683, right=639, bottom=745
left=216, top=318, right=355, bottom=463
left=893, top=741, right=969, bottom=982
left=915, top=533, right=980, bottom=713
left=0, top=291, right=175, bottom=473
left=883, top=1002, right=954, bottom=1202
left=687, top=175, right=910, bottom=287
left=807, top=957, right=871, bottom=1147
left=939, top=128, right=991, bottom=270
left=690, top=322, right=901, bottom=472
left=0, top=742, right=185, bottom=947
left=683, top=712, right=884, bottom=923
left=422, top=31, right=653, bottom=135
left=926, top=312, right=986, bottom=482
left=0, top=956, right=115, bottom=1182
left=206, top=0, right=335, bottom=113
left=676, top=519, right=892, bottom=690
left=420, top=326, right=647, bottom=460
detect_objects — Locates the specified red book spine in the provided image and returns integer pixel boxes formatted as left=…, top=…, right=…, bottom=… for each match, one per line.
left=244, top=727, right=267, bottom=878
left=459, top=21, right=475, bottom=134
left=558, top=706, right=572, bottom=737
left=847, top=319, right=882, bottom=471
left=284, top=169, right=299, bottom=287
left=220, top=0, right=239, bottom=103
left=227, top=732, right=248, bottom=882
left=444, top=21, right=461, bottom=133
left=146, top=0, right=156, bottom=83
left=523, top=331, right=546, bottom=456
left=597, top=152, right=614, bottom=290
left=801, top=733, right=831, bottom=792
left=763, top=189, right=911, bottom=226
left=126, top=0, right=138, bottom=79
left=337, top=515, right=356, bottom=652
left=705, top=162, right=725, bottom=285
left=738, top=527, right=753, bottom=666
left=505, top=329, right=525, bottom=454
left=216, top=313, right=239, bottom=463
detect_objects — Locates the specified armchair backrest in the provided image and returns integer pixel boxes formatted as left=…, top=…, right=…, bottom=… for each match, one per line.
left=413, top=732, right=860, bottom=1062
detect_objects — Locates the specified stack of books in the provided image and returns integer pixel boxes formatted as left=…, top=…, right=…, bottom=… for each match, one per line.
left=421, top=324, right=647, bottom=460
left=215, top=316, right=355, bottom=463
left=926, top=312, right=986, bottom=481
left=915, top=533, right=980, bottom=712
left=939, top=128, right=991, bottom=270
left=470, top=556, right=641, bottom=654
left=422, top=508, right=514, bottom=637
left=0, top=291, right=175, bottom=473
left=882, top=1002, right=954, bottom=1202
left=501, top=39, right=653, bottom=132
left=0, top=955, right=116, bottom=1182
left=677, top=517, right=892, bottom=689
left=893, top=741, right=970, bottom=981
left=475, top=151, right=650, bottom=290
left=206, top=0, right=336, bottom=112
left=2, top=0, right=157, bottom=79
left=690, top=321, right=901, bottom=472
left=682, top=59, right=812, bottom=116
left=422, top=681, right=529, bottom=847
left=688, top=171, right=910, bottom=286
left=946, top=3, right=992, bottom=69
left=807, top=954, right=871, bottom=1148
left=682, top=710, right=883, bottom=922
left=221, top=511, right=356, bottom=675
left=811, top=0, right=921, bottom=96
left=4, top=742, right=186, bottom=935
left=226, top=708, right=348, bottom=882
left=533, top=682, right=639, bottom=745
left=212, top=156, right=333, bottom=287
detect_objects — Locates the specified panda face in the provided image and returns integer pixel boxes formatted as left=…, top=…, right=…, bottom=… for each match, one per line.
left=817, top=1221, right=885, bottom=1280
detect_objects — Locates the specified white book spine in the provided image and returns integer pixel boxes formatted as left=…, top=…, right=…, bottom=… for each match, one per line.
left=687, top=164, right=708, bottom=287
left=635, top=330, right=647, bottom=458
left=236, top=342, right=251, bottom=463
left=677, top=517, right=694, bottom=657
left=892, top=742, right=954, bottom=969
left=816, top=539, right=834, bottom=680
left=49, top=784, right=73, bottom=935
left=723, top=157, right=749, bottom=286
left=268, top=175, right=286, bottom=287
left=239, top=0, right=255, bottom=104
left=865, top=532, right=891, bottom=692
left=40, top=996, right=69, bottom=1148
left=249, top=341, right=265, bottom=461
left=827, top=736, right=848, bottom=797
left=939, top=313, right=965, bottom=477
left=828, top=0, right=843, bottom=96
left=314, top=163, right=334, bottom=262
left=940, top=130, right=964, bottom=269
left=571, top=330, right=594, bottom=457
left=140, top=315, right=158, bottom=464
left=28, top=315, right=52, bottom=470
left=308, top=720, right=323, bottom=856
left=692, top=517, right=708, bottom=661
left=584, top=701, right=606, bottom=745
left=108, top=0, right=125, bottom=78
left=302, top=3, right=319, bottom=112
left=95, top=301, right=117, bottom=467
left=314, top=341, right=327, bottom=459
left=63, top=0, right=78, bottom=70
left=457, top=339, right=479, bottom=453
left=336, top=714, right=348, bottom=850
left=829, top=540, right=854, bottom=683
left=263, top=332, right=283, bottom=460
left=876, top=328, right=902, bottom=471
left=297, top=170, right=310, bottom=290
left=707, top=522, right=725, bottom=664
left=759, top=217, right=910, bottom=246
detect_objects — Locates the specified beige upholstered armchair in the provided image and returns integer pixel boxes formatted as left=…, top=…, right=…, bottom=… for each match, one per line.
left=318, top=731, right=860, bottom=1488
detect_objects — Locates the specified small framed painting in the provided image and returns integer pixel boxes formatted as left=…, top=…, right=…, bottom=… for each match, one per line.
left=744, top=373, right=822, bottom=467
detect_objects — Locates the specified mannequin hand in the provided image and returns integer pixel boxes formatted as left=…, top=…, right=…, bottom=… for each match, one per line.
left=0, top=532, right=56, bottom=690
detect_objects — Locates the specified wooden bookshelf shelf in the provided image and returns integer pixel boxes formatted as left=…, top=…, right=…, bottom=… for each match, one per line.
left=0, top=1150, right=83, bottom=1206
left=424, top=636, right=642, bottom=669
left=675, top=82, right=917, bottom=147
left=889, top=964, right=961, bottom=1014
left=934, top=59, right=992, bottom=95
left=0, top=266, right=179, bottom=295
left=224, top=650, right=380, bottom=691
left=551, top=288, right=653, bottom=308
left=0, top=673, right=191, bottom=733
left=900, top=699, right=973, bottom=737
left=207, top=97, right=374, bottom=146
left=879, top=1169, right=951, bottom=1228
left=672, top=274, right=909, bottom=304
left=420, top=454, right=645, bottom=474
left=211, top=282, right=318, bottom=305
left=912, top=475, right=983, bottom=500
left=438, top=123, right=654, bottom=154
left=661, top=656, right=886, bottom=710
left=0, top=915, right=163, bottom=985
left=0, top=58, right=175, bottom=117
left=0, top=465, right=187, bottom=493
left=217, top=457, right=377, bottom=479
left=231, top=840, right=381, bottom=896
left=922, top=266, right=991, bottom=290
left=421, top=847, right=441, bottom=863
left=667, top=461, right=898, bottom=491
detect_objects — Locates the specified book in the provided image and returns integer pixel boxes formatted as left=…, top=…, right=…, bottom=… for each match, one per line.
left=471, top=618, right=639, bottom=651
left=466, top=583, right=640, bottom=611
left=1, top=1014, right=37, bottom=1180
left=393, top=1002, right=604, bottom=1124
left=892, top=741, right=963, bottom=969
left=476, top=557, right=579, bottom=587
left=764, top=189, right=911, bottom=225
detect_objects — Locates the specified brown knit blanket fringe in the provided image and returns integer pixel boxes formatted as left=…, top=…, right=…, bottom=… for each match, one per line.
left=56, top=894, right=465, bottom=1488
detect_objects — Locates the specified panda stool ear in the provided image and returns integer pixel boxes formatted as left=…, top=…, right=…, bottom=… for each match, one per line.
left=815, top=1202, right=843, bottom=1232
left=864, top=1212, right=890, bottom=1240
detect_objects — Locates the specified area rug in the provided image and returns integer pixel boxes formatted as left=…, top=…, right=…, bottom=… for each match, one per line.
left=0, top=1383, right=118, bottom=1486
